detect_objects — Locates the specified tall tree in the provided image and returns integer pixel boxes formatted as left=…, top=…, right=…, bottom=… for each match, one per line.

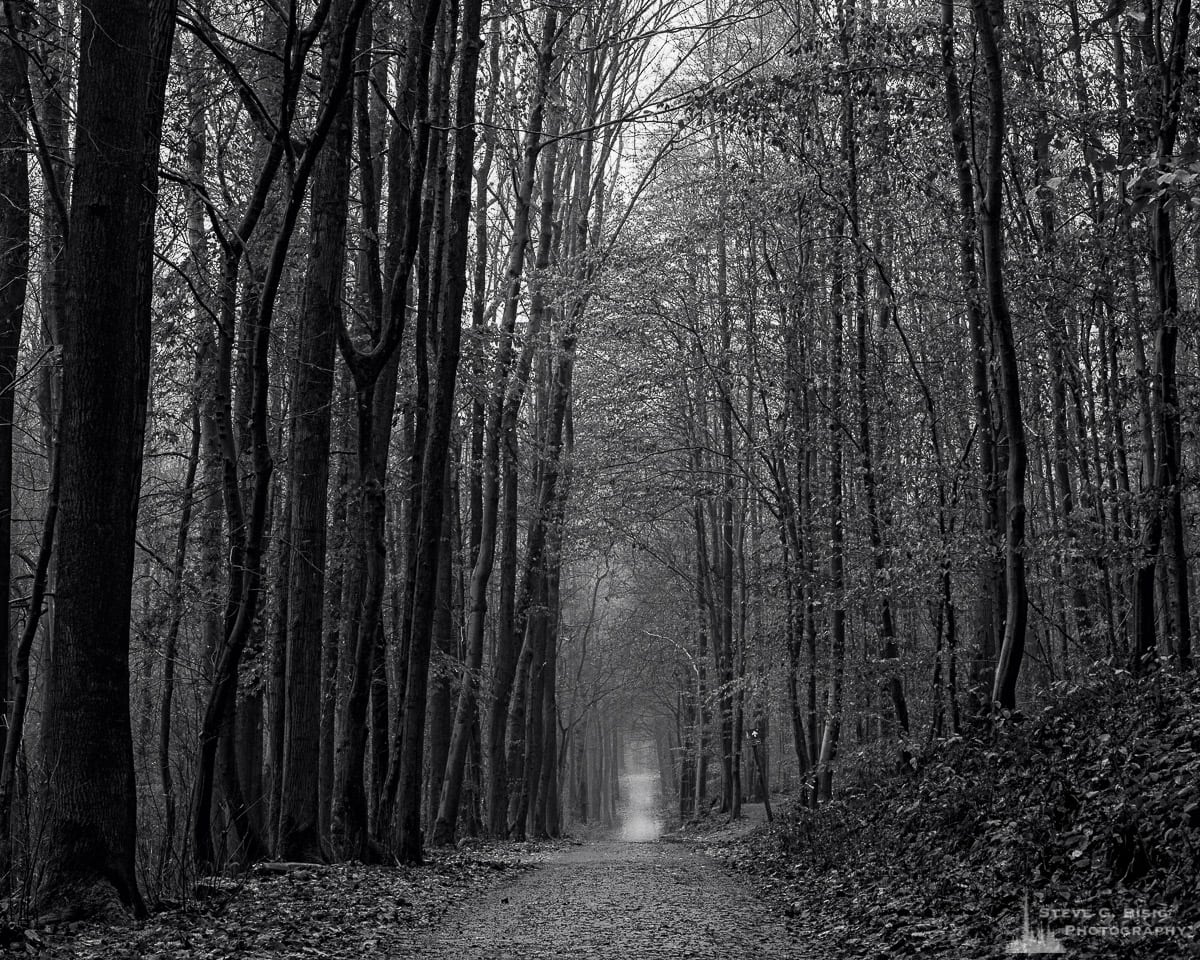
left=1131, top=0, right=1193, bottom=672
left=277, top=0, right=358, bottom=864
left=38, top=0, right=176, bottom=918
left=975, top=0, right=1029, bottom=712
left=330, top=0, right=443, bottom=860
left=393, top=0, right=484, bottom=862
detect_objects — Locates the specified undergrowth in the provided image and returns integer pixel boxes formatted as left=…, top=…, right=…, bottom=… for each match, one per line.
left=707, top=666, right=1200, bottom=958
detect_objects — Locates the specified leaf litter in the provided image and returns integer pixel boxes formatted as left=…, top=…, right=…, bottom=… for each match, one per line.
left=20, top=842, right=560, bottom=959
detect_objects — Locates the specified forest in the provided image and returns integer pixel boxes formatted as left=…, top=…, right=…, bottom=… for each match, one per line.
left=0, top=0, right=1196, bottom=949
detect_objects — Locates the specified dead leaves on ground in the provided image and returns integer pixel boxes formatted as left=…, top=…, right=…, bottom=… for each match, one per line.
left=25, top=843, right=555, bottom=959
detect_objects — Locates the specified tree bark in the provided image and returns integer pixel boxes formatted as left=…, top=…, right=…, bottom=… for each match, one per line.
left=393, top=0, right=482, bottom=861
left=0, top=12, right=28, bottom=738
left=1131, top=0, right=1192, bottom=671
left=503, top=324, right=577, bottom=837
left=156, top=387, right=201, bottom=878
left=38, top=0, right=176, bottom=918
left=940, top=0, right=1002, bottom=714
left=974, top=0, right=1029, bottom=712
left=0, top=435, right=56, bottom=884
left=194, top=0, right=368, bottom=869
left=277, top=0, right=357, bottom=863
left=817, top=208, right=848, bottom=803
left=484, top=6, right=561, bottom=838
left=331, top=0, right=441, bottom=861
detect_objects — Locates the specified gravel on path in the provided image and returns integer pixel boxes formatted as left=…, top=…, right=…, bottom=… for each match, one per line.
left=390, top=839, right=800, bottom=959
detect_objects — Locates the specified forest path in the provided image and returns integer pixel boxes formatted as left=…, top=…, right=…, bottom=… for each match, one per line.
left=389, top=838, right=800, bottom=959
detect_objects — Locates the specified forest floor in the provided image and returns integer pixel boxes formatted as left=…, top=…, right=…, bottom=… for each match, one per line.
left=21, top=844, right=544, bottom=959
left=21, top=835, right=798, bottom=959
left=21, top=763, right=800, bottom=958
left=22, top=672, right=1200, bottom=958
left=21, top=799, right=1197, bottom=959
left=694, top=798, right=1200, bottom=959
left=691, top=673, right=1200, bottom=960
left=391, top=838, right=798, bottom=959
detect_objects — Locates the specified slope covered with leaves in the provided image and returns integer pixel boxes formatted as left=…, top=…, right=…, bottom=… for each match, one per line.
left=703, top=670, right=1200, bottom=958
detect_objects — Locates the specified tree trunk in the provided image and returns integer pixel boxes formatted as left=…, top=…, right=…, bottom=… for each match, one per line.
left=1132, top=0, right=1192, bottom=671
left=38, top=0, right=175, bottom=918
left=277, top=0, right=357, bottom=863
left=320, top=371, right=353, bottom=837
left=0, top=17, right=28, bottom=738
left=195, top=0, right=368, bottom=869
left=940, top=0, right=1002, bottom=714
left=0, top=439, right=56, bottom=884
left=331, top=0, right=441, bottom=859
left=424, top=470, right=457, bottom=829
left=483, top=7, right=561, bottom=839
left=503, top=324, right=577, bottom=837
left=847, top=104, right=909, bottom=740
left=816, top=211, right=847, bottom=803
left=391, top=0, right=481, bottom=864
left=156, top=387, right=201, bottom=878
left=973, top=0, right=1029, bottom=712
